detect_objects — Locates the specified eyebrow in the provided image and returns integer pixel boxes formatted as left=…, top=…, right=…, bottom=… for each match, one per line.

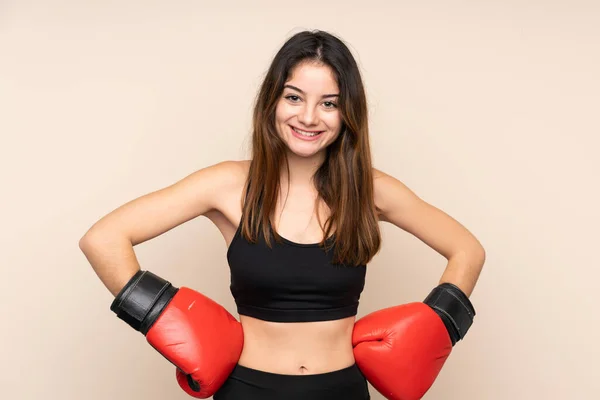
left=283, top=84, right=339, bottom=98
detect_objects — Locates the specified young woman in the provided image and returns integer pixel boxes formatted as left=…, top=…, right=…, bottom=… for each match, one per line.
left=79, top=30, right=486, bottom=400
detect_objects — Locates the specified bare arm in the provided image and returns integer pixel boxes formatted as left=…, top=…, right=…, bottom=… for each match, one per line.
left=79, top=160, right=242, bottom=296
left=373, top=168, right=486, bottom=297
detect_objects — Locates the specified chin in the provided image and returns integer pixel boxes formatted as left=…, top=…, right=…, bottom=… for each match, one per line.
left=286, top=147, right=321, bottom=158
left=289, top=138, right=329, bottom=154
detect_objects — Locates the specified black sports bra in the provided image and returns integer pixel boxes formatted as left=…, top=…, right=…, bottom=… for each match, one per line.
left=226, top=222, right=367, bottom=323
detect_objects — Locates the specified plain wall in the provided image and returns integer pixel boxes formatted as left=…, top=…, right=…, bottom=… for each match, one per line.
left=1, top=1, right=599, bottom=399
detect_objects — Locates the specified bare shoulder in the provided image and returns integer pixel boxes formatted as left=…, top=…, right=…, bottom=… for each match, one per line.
left=221, top=159, right=251, bottom=190
left=202, top=159, right=250, bottom=205
left=213, top=159, right=249, bottom=186
left=213, top=158, right=251, bottom=202
left=372, top=167, right=421, bottom=224
left=372, top=167, right=386, bottom=181
left=182, top=159, right=245, bottom=199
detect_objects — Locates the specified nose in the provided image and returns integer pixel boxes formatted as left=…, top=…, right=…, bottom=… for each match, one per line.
left=298, top=105, right=318, bottom=127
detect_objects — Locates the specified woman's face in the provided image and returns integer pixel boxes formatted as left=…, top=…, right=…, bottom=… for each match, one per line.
left=275, top=62, right=343, bottom=159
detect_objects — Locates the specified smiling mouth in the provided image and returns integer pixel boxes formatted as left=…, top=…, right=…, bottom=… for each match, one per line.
left=290, top=125, right=324, bottom=137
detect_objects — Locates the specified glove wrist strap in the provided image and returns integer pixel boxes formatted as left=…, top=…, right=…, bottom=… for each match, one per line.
left=423, top=283, right=476, bottom=345
left=110, top=270, right=178, bottom=335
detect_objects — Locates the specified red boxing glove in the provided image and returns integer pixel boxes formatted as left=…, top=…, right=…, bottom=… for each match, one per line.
left=353, top=283, right=476, bottom=400
left=111, top=271, right=243, bottom=398
left=352, top=302, right=452, bottom=400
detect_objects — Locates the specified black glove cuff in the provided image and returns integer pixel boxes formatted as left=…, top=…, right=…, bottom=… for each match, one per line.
left=423, top=283, right=476, bottom=345
left=110, top=270, right=179, bottom=335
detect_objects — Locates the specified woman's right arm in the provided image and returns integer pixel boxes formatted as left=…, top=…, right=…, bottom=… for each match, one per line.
left=78, top=160, right=241, bottom=297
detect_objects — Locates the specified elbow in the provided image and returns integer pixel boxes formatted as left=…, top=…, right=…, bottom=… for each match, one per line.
left=78, top=230, right=99, bottom=254
left=79, top=224, right=101, bottom=248
left=467, top=243, right=486, bottom=271
left=467, top=235, right=486, bottom=269
left=78, top=227, right=131, bottom=252
left=78, top=233, right=93, bottom=252
left=78, top=227, right=114, bottom=252
left=476, top=241, right=487, bottom=268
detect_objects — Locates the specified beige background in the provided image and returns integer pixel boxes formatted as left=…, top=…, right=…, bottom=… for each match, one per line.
left=1, top=1, right=599, bottom=399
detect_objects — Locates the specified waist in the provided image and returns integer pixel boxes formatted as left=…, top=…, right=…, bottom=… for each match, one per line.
left=238, top=315, right=356, bottom=374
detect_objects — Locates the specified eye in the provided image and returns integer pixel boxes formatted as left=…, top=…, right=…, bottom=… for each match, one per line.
left=323, top=101, right=338, bottom=109
left=285, top=95, right=301, bottom=102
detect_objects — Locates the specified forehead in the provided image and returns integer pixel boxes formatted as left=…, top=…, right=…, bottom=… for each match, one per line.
left=285, top=62, right=339, bottom=93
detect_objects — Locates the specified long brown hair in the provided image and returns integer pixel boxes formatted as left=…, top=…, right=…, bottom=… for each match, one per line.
left=239, top=30, right=381, bottom=267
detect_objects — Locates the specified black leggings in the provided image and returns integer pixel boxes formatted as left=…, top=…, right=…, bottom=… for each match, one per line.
left=213, top=363, right=370, bottom=400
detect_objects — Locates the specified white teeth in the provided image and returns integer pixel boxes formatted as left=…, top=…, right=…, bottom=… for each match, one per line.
left=293, top=127, right=322, bottom=137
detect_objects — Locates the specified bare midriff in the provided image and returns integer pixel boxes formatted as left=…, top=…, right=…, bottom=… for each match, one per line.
left=237, top=315, right=356, bottom=375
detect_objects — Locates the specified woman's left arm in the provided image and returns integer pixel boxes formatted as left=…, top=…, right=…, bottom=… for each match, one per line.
left=373, top=168, right=486, bottom=297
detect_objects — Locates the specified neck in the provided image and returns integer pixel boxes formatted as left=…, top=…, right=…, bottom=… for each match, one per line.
left=280, top=151, right=326, bottom=188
